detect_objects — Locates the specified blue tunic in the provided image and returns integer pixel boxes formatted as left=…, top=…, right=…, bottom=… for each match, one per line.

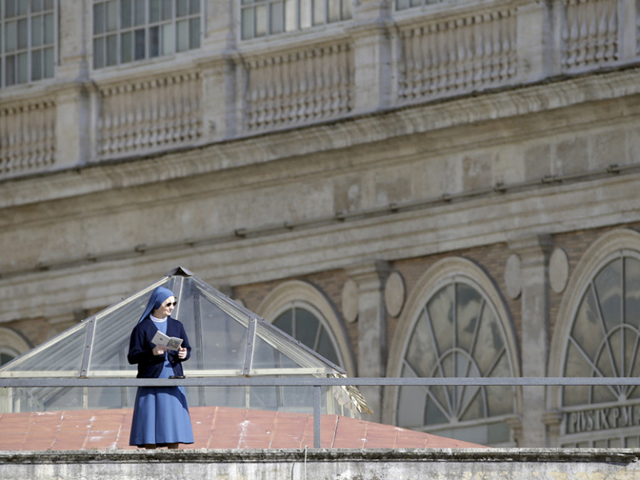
left=129, top=317, right=194, bottom=447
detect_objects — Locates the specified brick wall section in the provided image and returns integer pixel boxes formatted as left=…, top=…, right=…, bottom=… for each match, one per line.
left=232, top=223, right=640, bottom=380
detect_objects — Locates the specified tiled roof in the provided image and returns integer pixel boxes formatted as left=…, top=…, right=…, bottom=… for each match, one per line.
left=0, top=407, right=487, bottom=450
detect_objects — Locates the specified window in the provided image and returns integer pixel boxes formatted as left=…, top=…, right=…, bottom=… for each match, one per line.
left=0, top=0, right=55, bottom=88
left=273, top=304, right=343, bottom=368
left=240, top=0, right=352, bottom=40
left=561, top=252, right=640, bottom=447
left=395, top=0, right=442, bottom=10
left=92, top=0, right=201, bottom=69
left=396, top=278, right=517, bottom=446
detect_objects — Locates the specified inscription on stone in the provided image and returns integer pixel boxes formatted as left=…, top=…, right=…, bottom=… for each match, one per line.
left=565, top=405, right=640, bottom=434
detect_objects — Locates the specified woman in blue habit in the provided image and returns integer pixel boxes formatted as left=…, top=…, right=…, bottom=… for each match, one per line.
left=128, top=286, right=194, bottom=449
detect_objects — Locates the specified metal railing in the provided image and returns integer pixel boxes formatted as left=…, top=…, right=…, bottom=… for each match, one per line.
left=2, top=376, right=639, bottom=448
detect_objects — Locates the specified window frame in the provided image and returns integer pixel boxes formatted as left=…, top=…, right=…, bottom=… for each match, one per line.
left=0, top=0, right=57, bottom=89
left=91, top=0, right=203, bottom=70
left=239, top=0, right=353, bottom=41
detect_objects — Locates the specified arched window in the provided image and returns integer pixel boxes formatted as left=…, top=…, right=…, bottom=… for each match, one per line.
left=256, top=280, right=355, bottom=375
left=560, top=249, right=640, bottom=447
left=550, top=230, right=640, bottom=448
left=387, top=258, right=519, bottom=446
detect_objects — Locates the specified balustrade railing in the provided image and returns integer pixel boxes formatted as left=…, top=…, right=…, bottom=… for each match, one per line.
left=397, top=7, right=517, bottom=102
left=97, top=71, right=202, bottom=158
left=242, top=41, right=354, bottom=132
left=560, top=0, right=619, bottom=70
left=0, top=99, right=56, bottom=178
left=0, top=0, right=638, bottom=179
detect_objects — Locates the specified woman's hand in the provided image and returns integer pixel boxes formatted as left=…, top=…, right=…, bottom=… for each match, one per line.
left=178, top=347, right=187, bottom=359
left=152, top=345, right=166, bottom=356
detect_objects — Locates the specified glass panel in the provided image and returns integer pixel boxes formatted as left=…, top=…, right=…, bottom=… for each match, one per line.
left=273, top=310, right=293, bottom=334
left=300, top=0, right=311, bottom=28
left=563, top=342, right=591, bottom=406
left=43, top=46, right=53, bottom=77
left=134, top=0, right=146, bottom=25
left=255, top=4, right=267, bottom=37
left=285, top=0, right=295, bottom=31
left=162, top=0, right=172, bottom=20
left=424, top=395, right=448, bottom=425
left=293, top=308, right=320, bottom=350
left=121, top=31, right=133, bottom=63
left=427, top=284, right=454, bottom=354
left=177, top=0, right=188, bottom=17
left=106, top=0, right=117, bottom=32
left=328, top=0, right=340, bottom=23
left=571, top=287, right=600, bottom=359
left=31, top=0, right=43, bottom=11
left=176, top=19, right=188, bottom=51
left=5, top=0, right=17, bottom=18
left=149, top=25, right=159, bottom=56
left=31, top=48, right=42, bottom=80
left=459, top=388, right=483, bottom=422
left=43, top=0, right=53, bottom=9
left=625, top=258, right=640, bottom=328
left=134, top=28, right=145, bottom=60
left=486, top=354, right=513, bottom=416
left=456, top=283, right=482, bottom=353
left=594, top=259, right=622, bottom=334
left=121, top=0, right=133, bottom=28
left=106, top=34, right=117, bottom=66
left=189, top=17, right=199, bottom=48
left=17, top=18, right=27, bottom=49
left=316, top=328, right=339, bottom=366
left=43, top=12, right=53, bottom=44
left=312, top=0, right=324, bottom=25
left=17, top=0, right=28, bottom=15
left=31, top=15, right=42, bottom=46
left=405, top=309, right=437, bottom=377
left=2, top=325, right=87, bottom=374
left=5, top=21, right=17, bottom=52
left=17, top=51, right=27, bottom=83
left=161, top=23, right=174, bottom=54
left=189, top=0, right=200, bottom=14
left=93, top=3, right=105, bottom=35
left=270, top=1, right=283, bottom=34
left=241, top=8, right=254, bottom=40
left=5, top=55, right=16, bottom=85
left=473, top=305, right=503, bottom=375
left=93, top=37, right=105, bottom=68
left=150, top=0, right=161, bottom=22
left=341, top=0, right=351, bottom=19
left=397, top=365, right=426, bottom=428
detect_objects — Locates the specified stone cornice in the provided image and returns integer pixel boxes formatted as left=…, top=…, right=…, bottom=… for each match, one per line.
left=3, top=63, right=640, bottom=209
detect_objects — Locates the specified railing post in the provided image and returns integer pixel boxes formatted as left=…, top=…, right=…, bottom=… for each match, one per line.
left=516, top=0, right=556, bottom=83
left=313, top=385, right=322, bottom=449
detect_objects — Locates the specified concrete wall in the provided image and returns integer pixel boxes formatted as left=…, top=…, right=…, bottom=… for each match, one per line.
left=0, top=449, right=639, bottom=480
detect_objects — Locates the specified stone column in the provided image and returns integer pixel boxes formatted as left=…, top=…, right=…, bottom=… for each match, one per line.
left=198, top=0, right=238, bottom=141
left=509, top=234, right=553, bottom=447
left=345, top=260, right=390, bottom=422
left=54, top=0, right=95, bottom=167
left=516, top=0, right=555, bottom=83
left=348, top=0, right=393, bottom=113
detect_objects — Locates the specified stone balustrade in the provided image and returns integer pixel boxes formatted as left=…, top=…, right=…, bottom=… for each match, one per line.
left=0, top=0, right=638, bottom=178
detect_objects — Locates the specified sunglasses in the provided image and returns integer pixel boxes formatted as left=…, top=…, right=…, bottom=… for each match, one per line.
left=163, top=301, right=177, bottom=307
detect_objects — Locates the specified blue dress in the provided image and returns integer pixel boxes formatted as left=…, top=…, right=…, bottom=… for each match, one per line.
left=129, top=317, right=194, bottom=447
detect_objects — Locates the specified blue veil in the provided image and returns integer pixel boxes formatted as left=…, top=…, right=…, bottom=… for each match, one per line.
left=138, top=286, right=175, bottom=323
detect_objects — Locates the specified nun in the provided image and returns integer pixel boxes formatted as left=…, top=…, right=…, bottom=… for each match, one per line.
left=128, top=286, right=194, bottom=449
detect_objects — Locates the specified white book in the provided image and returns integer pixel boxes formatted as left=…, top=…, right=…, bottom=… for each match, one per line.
left=151, top=330, right=183, bottom=351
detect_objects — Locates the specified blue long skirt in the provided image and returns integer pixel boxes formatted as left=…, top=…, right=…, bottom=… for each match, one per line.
left=129, top=384, right=194, bottom=446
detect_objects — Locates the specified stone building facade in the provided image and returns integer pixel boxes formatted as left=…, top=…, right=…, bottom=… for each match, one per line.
left=2, top=0, right=640, bottom=448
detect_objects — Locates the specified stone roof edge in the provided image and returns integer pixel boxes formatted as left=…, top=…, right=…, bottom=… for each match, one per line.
left=0, top=448, right=638, bottom=464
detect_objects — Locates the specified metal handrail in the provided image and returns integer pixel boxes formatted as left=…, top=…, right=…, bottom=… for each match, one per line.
left=2, top=376, right=639, bottom=448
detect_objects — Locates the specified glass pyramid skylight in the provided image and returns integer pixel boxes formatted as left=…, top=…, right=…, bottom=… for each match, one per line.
left=0, top=267, right=368, bottom=417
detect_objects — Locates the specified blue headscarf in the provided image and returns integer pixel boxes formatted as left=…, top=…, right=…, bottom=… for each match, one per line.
left=138, top=286, right=175, bottom=323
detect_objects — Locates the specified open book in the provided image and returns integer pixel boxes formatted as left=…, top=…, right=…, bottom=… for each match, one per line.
left=151, top=330, right=183, bottom=351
